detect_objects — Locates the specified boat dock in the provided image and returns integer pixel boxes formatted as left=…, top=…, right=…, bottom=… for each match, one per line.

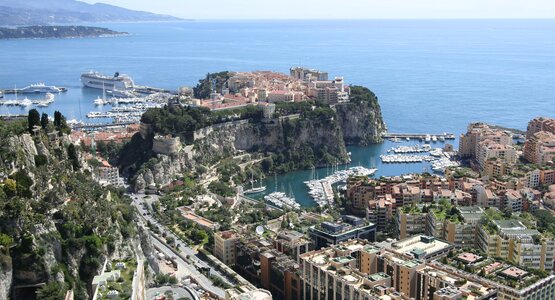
left=382, top=132, right=456, bottom=140
left=1, top=87, right=67, bottom=94
left=306, top=166, right=377, bottom=207
left=134, top=85, right=178, bottom=95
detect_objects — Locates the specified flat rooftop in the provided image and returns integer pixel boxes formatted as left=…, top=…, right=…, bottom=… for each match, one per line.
left=391, top=235, right=452, bottom=259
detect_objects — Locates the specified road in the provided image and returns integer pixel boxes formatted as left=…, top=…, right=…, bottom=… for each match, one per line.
left=129, top=193, right=234, bottom=298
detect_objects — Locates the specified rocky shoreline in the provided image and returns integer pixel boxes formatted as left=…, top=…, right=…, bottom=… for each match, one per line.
left=0, top=25, right=127, bottom=40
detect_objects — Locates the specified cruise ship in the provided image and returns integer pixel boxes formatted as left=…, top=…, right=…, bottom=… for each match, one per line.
left=80, top=71, right=135, bottom=91
left=19, top=83, right=64, bottom=94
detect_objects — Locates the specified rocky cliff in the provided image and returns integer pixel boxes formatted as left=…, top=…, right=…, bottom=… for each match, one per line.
left=124, top=86, right=385, bottom=189
left=336, top=86, right=386, bottom=145
left=132, top=113, right=350, bottom=190
left=0, top=118, right=145, bottom=299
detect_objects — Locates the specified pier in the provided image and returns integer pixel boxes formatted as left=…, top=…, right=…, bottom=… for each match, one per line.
left=134, top=85, right=178, bottom=95
left=1, top=87, right=67, bottom=94
left=382, top=132, right=456, bottom=140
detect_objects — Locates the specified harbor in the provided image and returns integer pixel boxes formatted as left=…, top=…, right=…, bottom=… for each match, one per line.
left=382, top=132, right=456, bottom=141
left=305, top=166, right=377, bottom=207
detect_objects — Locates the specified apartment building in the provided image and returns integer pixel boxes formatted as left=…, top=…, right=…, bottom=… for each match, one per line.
left=477, top=219, right=555, bottom=271
left=308, top=215, right=376, bottom=250
left=214, top=230, right=240, bottom=266
left=476, top=140, right=517, bottom=172
left=526, top=117, right=555, bottom=139
left=397, top=205, right=428, bottom=239
left=273, top=230, right=312, bottom=263
left=524, top=131, right=555, bottom=164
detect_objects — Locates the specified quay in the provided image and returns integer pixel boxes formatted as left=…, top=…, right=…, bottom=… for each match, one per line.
left=1, top=87, right=67, bottom=94
left=135, top=85, right=178, bottom=95
left=382, top=132, right=456, bottom=140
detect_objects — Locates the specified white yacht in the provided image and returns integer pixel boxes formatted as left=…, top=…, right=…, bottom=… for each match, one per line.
left=19, top=83, right=63, bottom=94
left=81, top=71, right=135, bottom=91
left=19, top=98, right=33, bottom=107
left=94, top=97, right=106, bottom=106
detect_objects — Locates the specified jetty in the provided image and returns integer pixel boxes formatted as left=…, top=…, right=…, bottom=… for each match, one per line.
left=382, top=132, right=456, bottom=140
left=134, top=85, right=178, bottom=95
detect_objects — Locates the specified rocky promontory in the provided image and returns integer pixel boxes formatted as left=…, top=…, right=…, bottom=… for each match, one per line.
left=0, top=25, right=127, bottom=39
left=118, top=85, right=386, bottom=190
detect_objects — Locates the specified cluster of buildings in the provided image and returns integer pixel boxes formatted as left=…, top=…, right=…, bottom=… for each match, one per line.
left=300, top=236, right=555, bottom=300
left=345, top=118, right=555, bottom=234
left=524, top=117, right=555, bottom=165
left=192, top=67, right=350, bottom=112
left=217, top=227, right=555, bottom=300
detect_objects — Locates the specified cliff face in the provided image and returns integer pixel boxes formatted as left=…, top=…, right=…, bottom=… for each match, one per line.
left=125, top=85, right=385, bottom=189
left=0, top=126, right=144, bottom=299
left=335, top=86, right=386, bottom=146
left=335, top=101, right=385, bottom=145
left=133, top=116, right=349, bottom=189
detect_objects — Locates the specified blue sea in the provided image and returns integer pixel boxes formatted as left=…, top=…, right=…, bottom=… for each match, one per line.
left=1, top=20, right=554, bottom=206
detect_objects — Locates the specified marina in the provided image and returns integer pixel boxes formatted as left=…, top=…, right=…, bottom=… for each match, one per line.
left=264, top=192, right=301, bottom=210
left=382, top=132, right=456, bottom=141
left=0, top=92, right=56, bottom=107
left=305, top=166, right=377, bottom=207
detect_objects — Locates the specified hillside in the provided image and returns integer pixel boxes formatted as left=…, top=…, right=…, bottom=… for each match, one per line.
left=0, top=113, right=145, bottom=299
left=0, top=26, right=126, bottom=39
left=0, top=0, right=182, bottom=26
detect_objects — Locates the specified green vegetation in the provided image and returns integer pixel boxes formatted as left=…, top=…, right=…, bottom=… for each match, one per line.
left=155, top=273, right=178, bottom=285
left=0, top=117, right=138, bottom=299
left=27, top=109, right=40, bottom=133
left=140, top=104, right=263, bottom=144
left=99, top=258, right=137, bottom=300
left=208, top=181, right=236, bottom=197
left=193, top=71, right=231, bottom=99
left=532, top=209, right=555, bottom=236
left=36, top=281, right=68, bottom=300
left=347, top=86, right=381, bottom=109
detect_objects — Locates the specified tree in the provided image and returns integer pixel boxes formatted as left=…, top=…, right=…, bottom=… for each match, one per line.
left=503, top=207, right=513, bottom=218
left=28, top=109, right=40, bottom=133
left=40, top=113, right=49, bottom=130
left=67, top=144, right=80, bottom=169
left=54, top=111, right=62, bottom=128
left=36, top=282, right=68, bottom=300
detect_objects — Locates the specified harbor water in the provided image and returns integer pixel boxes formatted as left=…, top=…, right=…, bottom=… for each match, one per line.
left=1, top=20, right=554, bottom=206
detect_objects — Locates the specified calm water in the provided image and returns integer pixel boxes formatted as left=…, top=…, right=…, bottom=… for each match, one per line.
left=1, top=20, right=554, bottom=206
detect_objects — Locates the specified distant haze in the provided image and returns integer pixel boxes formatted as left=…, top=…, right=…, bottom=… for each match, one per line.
left=79, top=0, right=555, bottom=19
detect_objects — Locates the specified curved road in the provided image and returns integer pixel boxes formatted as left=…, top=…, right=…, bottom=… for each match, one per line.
left=130, top=193, right=234, bottom=298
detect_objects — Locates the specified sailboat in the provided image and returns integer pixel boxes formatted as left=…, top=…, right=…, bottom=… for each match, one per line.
left=243, top=170, right=266, bottom=194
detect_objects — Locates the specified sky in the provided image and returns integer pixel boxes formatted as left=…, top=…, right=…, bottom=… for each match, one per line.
left=80, top=0, right=555, bottom=19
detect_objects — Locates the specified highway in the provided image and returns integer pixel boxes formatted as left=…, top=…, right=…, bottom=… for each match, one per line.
left=129, top=193, right=235, bottom=298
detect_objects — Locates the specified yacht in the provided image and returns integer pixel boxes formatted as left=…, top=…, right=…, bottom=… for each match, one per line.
left=424, top=134, right=431, bottom=143
left=94, top=97, right=106, bottom=106
left=19, top=83, right=63, bottom=94
left=44, top=92, right=55, bottom=102
left=81, top=71, right=135, bottom=91
left=19, top=98, right=33, bottom=107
